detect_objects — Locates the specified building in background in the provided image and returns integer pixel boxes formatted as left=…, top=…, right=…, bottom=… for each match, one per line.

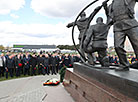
left=12, top=44, right=59, bottom=53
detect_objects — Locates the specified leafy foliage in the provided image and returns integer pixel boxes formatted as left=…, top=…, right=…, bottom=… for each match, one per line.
left=57, top=44, right=79, bottom=50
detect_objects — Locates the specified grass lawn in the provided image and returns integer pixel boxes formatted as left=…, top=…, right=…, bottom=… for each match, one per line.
left=0, top=74, right=30, bottom=82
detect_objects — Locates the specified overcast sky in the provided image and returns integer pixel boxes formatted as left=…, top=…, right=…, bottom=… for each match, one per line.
left=0, top=0, right=138, bottom=47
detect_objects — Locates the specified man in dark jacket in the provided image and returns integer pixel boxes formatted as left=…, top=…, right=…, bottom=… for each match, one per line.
left=49, top=54, right=57, bottom=75
left=29, top=54, right=37, bottom=76
left=15, top=55, right=23, bottom=77
left=62, top=54, right=70, bottom=67
left=55, top=53, right=61, bottom=73
left=23, top=55, right=30, bottom=76
left=5, top=55, right=15, bottom=78
left=37, top=54, right=45, bottom=75
left=43, top=54, right=50, bottom=75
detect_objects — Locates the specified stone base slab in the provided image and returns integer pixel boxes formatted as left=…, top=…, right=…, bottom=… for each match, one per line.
left=63, top=63, right=138, bottom=102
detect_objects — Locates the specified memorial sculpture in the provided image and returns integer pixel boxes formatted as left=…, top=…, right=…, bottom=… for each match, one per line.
left=103, top=0, right=138, bottom=71
left=68, top=0, right=138, bottom=71
left=66, top=12, right=96, bottom=63
left=83, top=17, right=110, bottom=67
left=66, top=12, right=90, bottom=62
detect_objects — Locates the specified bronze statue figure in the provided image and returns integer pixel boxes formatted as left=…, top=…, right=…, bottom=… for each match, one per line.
left=103, top=0, right=138, bottom=71
left=67, top=12, right=96, bottom=62
left=83, top=17, right=110, bottom=67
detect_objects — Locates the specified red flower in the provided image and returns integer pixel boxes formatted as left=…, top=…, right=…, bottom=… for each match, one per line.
left=69, top=64, right=72, bottom=66
left=18, top=63, right=22, bottom=67
left=34, top=67, right=36, bottom=70
left=44, top=67, right=46, bottom=69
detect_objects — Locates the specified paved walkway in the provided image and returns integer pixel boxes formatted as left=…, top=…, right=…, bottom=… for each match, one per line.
left=0, top=75, right=74, bottom=102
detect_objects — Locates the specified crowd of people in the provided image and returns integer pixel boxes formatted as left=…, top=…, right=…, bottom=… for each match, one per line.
left=108, top=54, right=137, bottom=65
left=0, top=51, right=137, bottom=79
left=0, top=51, right=81, bottom=79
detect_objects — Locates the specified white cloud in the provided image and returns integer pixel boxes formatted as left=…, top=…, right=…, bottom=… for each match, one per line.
left=10, top=14, right=19, bottom=19
left=135, top=3, right=138, bottom=20
left=0, top=20, right=114, bottom=47
left=0, top=0, right=25, bottom=15
left=31, top=0, right=106, bottom=18
left=0, top=21, right=76, bottom=47
left=31, top=0, right=138, bottom=21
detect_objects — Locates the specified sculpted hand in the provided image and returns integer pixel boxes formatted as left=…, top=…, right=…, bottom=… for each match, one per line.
left=95, top=6, right=102, bottom=11
left=66, top=24, right=70, bottom=28
left=102, top=1, right=107, bottom=6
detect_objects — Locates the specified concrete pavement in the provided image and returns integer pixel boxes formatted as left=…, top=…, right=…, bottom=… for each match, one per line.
left=0, top=75, right=74, bottom=102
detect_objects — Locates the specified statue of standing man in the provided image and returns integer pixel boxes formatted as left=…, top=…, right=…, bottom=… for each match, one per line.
left=103, top=0, right=138, bottom=71
left=66, top=12, right=96, bottom=63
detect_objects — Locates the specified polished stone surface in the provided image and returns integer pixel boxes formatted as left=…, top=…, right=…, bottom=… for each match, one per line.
left=74, top=62, right=138, bottom=101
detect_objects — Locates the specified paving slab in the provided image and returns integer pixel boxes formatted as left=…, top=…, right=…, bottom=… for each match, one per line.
left=0, top=75, right=74, bottom=102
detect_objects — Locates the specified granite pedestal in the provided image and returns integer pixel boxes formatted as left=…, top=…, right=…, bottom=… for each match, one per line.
left=63, top=63, right=138, bottom=102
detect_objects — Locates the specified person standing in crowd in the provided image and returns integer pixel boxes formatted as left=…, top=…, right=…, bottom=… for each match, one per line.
left=0, top=53, right=6, bottom=77
left=15, top=55, right=23, bottom=77
left=49, top=54, right=57, bottom=75
left=23, top=54, right=30, bottom=76
left=128, top=55, right=132, bottom=64
left=5, top=52, right=10, bottom=60
left=114, top=55, right=119, bottom=64
left=62, top=54, right=70, bottom=67
left=5, top=55, right=15, bottom=79
left=43, top=54, right=50, bottom=75
left=29, top=54, right=37, bottom=76
left=20, top=53, right=24, bottom=74
left=109, top=55, right=114, bottom=64
left=131, top=55, right=137, bottom=64
left=67, top=54, right=73, bottom=68
left=37, top=54, right=45, bottom=75
left=55, top=53, right=60, bottom=73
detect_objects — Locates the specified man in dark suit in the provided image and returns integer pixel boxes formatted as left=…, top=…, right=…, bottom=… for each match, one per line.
left=37, top=54, right=45, bottom=75
left=5, top=55, right=15, bottom=78
left=44, top=54, right=50, bottom=75
left=29, top=54, right=37, bottom=76
left=23, top=55, right=30, bottom=76
left=49, top=54, right=57, bottom=75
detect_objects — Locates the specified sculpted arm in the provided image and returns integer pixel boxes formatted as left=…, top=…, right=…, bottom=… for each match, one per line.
left=66, top=22, right=75, bottom=28
left=102, top=1, right=109, bottom=17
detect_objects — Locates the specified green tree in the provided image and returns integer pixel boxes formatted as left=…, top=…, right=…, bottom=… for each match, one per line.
left=0, top=45, right=4, bottom=50
left=57, top=44, right=79, bottom=50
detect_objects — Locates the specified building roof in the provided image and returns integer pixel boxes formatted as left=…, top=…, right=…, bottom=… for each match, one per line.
left=13, top=45, right=57, bottom=49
